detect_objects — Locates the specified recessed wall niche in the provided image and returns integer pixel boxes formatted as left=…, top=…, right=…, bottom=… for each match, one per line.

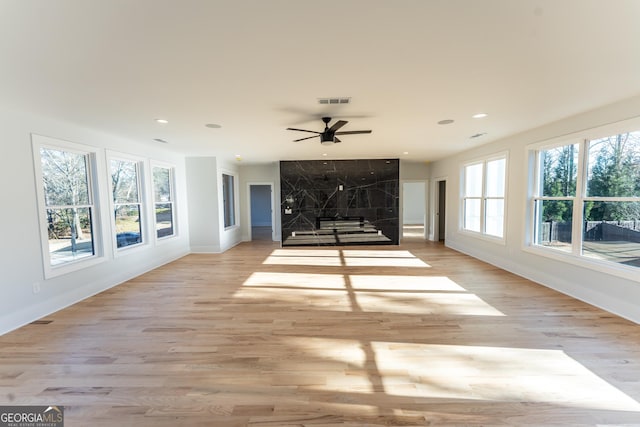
left=280, top=159, right=399, bottom=246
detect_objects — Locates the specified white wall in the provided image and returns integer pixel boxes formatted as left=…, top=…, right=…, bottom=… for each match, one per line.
left=400, top=160, right=430, bottom=180
left=185, top=157, right=244, bottom=253
left=0, top=106, right=190, bottom=335
left=403, top=182, right=426, bottom=224
left=400, top=160, right=430, bottom=235
left=186, top=157, right=221, bottom=252
left=428, top=95, right=640, bottom=324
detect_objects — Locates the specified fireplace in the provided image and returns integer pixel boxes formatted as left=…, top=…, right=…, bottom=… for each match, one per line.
left=280, top=159, right=399, bottom=246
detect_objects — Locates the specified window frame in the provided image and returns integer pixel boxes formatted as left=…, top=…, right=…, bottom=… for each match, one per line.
left=107, top=151, right=147, bottom=253
left=221, top=171, right=238, bottom=230
left=531, top=141, right=581, bottom=255
left=460, top=152, right=508, bottom=242
left=32, top=134, right=105, bottom=278
left=526, top=120, right=640, bottom=282
left=150, top=161, right=177, bottom=241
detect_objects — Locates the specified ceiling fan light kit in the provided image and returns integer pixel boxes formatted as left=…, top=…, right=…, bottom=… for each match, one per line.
left=287, top=116, right=371, bottom=145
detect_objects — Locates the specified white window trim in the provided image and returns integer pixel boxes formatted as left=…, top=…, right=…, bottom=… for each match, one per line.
left=150, top=160, right=178, bottom=243
left=524, top=117, right=640, bottom=283
left=460, top=151, right=508, bottom=243
left=32, top=134, right=106, bottom=278
left=221, top=169, right=239, bottom=231
left=106, top=151, right=148, bottom=255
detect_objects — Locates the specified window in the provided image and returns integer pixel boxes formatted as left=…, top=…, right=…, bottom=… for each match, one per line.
left=533, top=143, right=579, bottom=252
left=152, top=165, right=176, bottom=239
left=33, top=135, right=101, bottom=277
left=110, top=158, right=144, bottom=248
left=222, top=173, right=236, bottom=228
left=462, top=155, right=507, bottom=238
left=531, top=131, right=640, bottom=269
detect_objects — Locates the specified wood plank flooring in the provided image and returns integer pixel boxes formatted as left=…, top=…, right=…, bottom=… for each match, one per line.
left=1, top=240, right=640, bottom=426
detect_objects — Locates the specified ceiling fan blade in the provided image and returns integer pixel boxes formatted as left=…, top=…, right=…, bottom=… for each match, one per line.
left=328, top=120, right=348, bottom=132
left=335, top=130, right=372, bottom=135
left=334, top=137, right=341, bottom=143
left=293, top=135, right=319, bottom=142
left=287, top=127, right=321, bottom=134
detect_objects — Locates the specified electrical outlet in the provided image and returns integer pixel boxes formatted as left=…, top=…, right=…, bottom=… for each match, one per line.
left=32, top=282, right=41, bottom=294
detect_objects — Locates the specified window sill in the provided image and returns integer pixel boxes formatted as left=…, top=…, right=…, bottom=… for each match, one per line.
left=522, top=244, right=640, bottom=283
left=114, top=241, right=149, bottom=258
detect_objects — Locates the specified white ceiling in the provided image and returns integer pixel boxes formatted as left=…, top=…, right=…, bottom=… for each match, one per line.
left=2, top=0, right=640, bottom=164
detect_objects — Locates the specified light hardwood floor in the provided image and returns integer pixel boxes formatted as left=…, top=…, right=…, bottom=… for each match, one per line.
left=1, top=240, right=640, bottom=426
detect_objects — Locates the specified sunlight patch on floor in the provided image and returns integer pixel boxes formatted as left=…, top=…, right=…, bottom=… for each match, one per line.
left=243, top=272, right=347, bottom=289
left=270, top=249, right=342, bottom=257
left=236, top=272, right=503, bottom=315
left=354, top=292, right=504, bottom=316
left=263, top=255, right=344, bottom=266
left=370, top=342, right=640, bottom=411
left=349, top=275, right=465, bottom=291
left=233, top=286, right=350, bottom=310
left=343, top=257, right=430, bottom=268
left=341, top=250, right=420, bottom=258
left=283, top=338, right=640, bottom=412
left=263, top=249, right=431, bottom=268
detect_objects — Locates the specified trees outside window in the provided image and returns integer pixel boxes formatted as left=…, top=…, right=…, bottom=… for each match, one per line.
left=583, top=133, right=640, bottom=265
left=152, top=165, right=175, bottom=239
left=532, top=132, right=640, bottom=267
left=39, top=147, right=96, bottom=266
left=110, top=158, right=144, bottom=248
left=534, top=144, right=579, bottom=251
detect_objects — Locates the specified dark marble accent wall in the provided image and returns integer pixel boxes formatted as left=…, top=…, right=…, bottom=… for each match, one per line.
left=280, top=159, right=399, bottom=246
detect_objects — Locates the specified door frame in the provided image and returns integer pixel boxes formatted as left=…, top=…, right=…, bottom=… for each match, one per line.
left=430, top=176, right=447, bottom=242
left=400, top=179, right=428, bottom=241
left=246, top=182, right=275, bottom=241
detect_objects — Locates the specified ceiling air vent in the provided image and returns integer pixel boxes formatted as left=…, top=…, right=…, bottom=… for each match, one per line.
left=470, top=132, right=487, bottom=139
left=318, top=97, right=351, bottom=105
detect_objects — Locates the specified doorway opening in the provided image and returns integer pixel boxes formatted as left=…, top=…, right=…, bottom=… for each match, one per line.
left=249, top=184, right=274, bottom=241
left=436, top=179, right=446, bottom=242
left=402, top=181, right=426, bottom=240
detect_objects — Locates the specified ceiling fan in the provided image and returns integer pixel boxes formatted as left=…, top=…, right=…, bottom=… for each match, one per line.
left=287, top=117, right=372, bottom=145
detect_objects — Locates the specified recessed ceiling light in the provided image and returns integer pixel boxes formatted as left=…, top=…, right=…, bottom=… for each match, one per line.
left=403, top=151, right=409, bottom=155
left=235, top=154, right=242, bottom=161
left=438, top=119, right=454, bottom=125
left=153, top=138, right=168, bottom=143
left=155, top=118, right=168, bottom=124
left=472, top=113, right=488, bottom=119
left=205, top=123, right=222, bottom=129
left=470, top=132, right=487, bottom=139
left=322, top=153, right=328, bottom=157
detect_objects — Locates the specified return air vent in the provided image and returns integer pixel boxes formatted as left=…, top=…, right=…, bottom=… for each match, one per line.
left=318, top=97, right=351, bottom=105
